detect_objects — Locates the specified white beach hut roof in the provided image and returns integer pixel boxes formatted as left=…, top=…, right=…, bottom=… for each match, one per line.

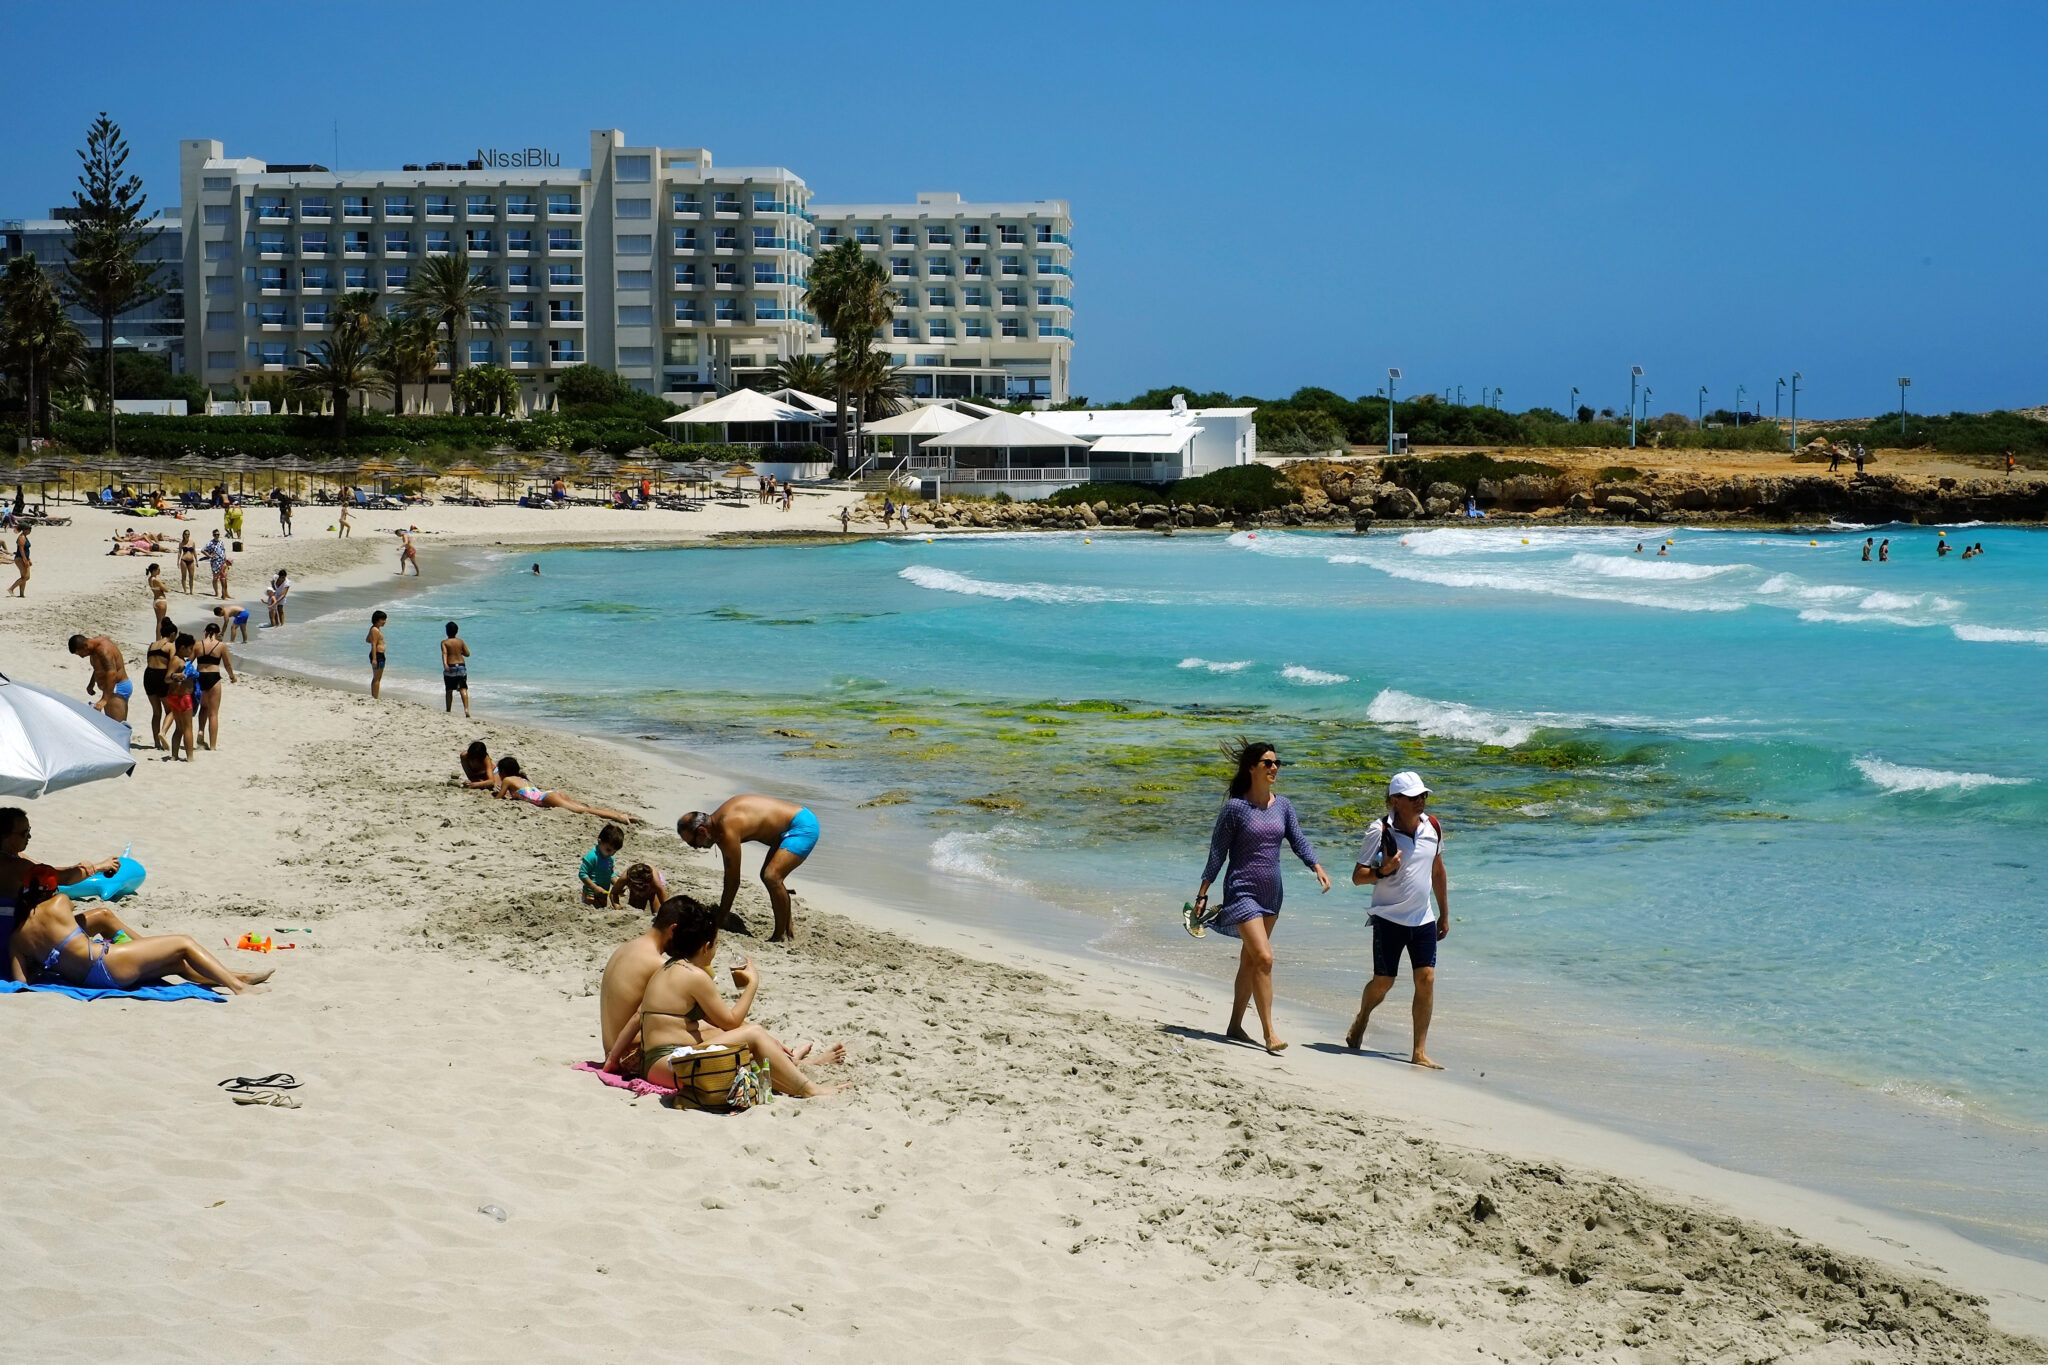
left=860, top=405, right=980, bottom=438
left=662, top=389, right=818, bottom=426
left=918, top=412, right=1093, bottom=450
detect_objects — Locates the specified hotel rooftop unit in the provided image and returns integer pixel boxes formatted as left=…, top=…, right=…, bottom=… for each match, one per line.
left=177, top=132, right=1072, bottom=409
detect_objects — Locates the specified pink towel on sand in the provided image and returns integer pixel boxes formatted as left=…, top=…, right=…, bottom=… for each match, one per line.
left=572, top=1060, right=675, bottom=1097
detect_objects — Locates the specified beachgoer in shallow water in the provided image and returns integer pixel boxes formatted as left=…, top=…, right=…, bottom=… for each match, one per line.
left=194, top=623, right=234, bottom=751
left=580, top=824, right=625, bottom=906
left=677, top=794, right=822, bottom=942
left=397, top=528, right=420, bottom=576
left=491, top=756, right=637, bottom=824
left=603, top=895, right=843, bottom=1094
left=1633, top=543, right=1643, bottom=554
left=264, top=569, right=291, bottom=627
left=367, top=611, right=388, bottom=698
left=613, top=861, right=668, bottom=912
left=1193, top=739, right=1331, bottom=1054
left=1938, top=538, right=1951, bottom=557
left=1862, top=537, right=1873, bottom=562
left=67, top=634, right=131, bottom=723
left=1879, top=538, right=1890, bottom=562
left=142, top=618, right=178, bottom=749
left=440, top=621, right=470, bottom=717
left=5, top=865, right=268, bottom=994
left=1656, top=544, right=1669, bottom=556
left=212, top=601, right=250, bottom=643
left=1346, top=771, right=1451, bottom=1070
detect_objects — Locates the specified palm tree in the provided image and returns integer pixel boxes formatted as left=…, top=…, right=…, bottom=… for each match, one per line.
left=804, top=240, right=894, bottom=472
left=0, top=254, right=87, bottom=439
left=372, top=309, right=439, bottom=415
left=774, top=352, right=833, bottom=396
left=840, top=347, right=908, bottom=462
left=293, top=290, right=378, bottom=439
left=408, top=254, right=503, bottom=403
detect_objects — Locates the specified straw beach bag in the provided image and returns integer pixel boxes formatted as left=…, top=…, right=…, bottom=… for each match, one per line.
left=661, top=1045, right=772, bottom=1113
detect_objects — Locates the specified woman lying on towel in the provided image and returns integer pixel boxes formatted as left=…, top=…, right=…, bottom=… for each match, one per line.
left=4, top=865, right=270, bottom=995
left=603, top=895, right=842, bottom=1097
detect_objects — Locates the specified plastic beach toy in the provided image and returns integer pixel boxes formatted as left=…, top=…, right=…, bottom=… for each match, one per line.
left=58, top=855, right=146, bottom=902
left=235, top=932, right=273, bottom=953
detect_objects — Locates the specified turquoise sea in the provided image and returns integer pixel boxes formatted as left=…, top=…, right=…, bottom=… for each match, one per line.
left=259, top=522, right=2048, bottom=1258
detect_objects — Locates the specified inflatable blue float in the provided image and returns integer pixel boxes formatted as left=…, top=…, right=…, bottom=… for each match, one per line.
left=58, top=856, right=146, bottom=901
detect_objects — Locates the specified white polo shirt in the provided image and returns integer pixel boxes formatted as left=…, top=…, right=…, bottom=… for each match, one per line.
left=1357, top=815, right=1442, bottom=928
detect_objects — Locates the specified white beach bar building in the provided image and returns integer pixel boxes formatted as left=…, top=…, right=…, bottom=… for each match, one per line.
left=897, top=399, right=1256, bottom=498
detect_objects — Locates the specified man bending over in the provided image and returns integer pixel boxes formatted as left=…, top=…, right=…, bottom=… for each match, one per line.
left=676, top=795, right=820, bottom=942
left=67, top=634, right=131, bottom=724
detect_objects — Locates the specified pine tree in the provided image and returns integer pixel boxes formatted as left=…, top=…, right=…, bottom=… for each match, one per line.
left=60, top=113, right=165, bottom=454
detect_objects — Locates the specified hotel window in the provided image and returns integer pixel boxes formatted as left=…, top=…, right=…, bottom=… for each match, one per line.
left=343, top=231, right=369, bottom=254
left=889, top=256, right=911, bottom=277
left=299, top=196, right=331, bottom=220
left=752, top=226, right=776, bottom=248
left=385, top=265, right=410, bottom=290
left=854, top=225, right=878, bottom=245
left=301, top=232, right=329, bottom=256
left=384, top=231, right=411, bottom=254
left=548, top=264, right=582, bottom=286
left=302, top=267, right=331, bottom=290
left=616, top=155, right=651, bottom=182
left=999, top=286, right=1021, bottom=307
left=713, top=227, right=737, bottom=250
left=927, top=287, right=951, bottom=307
left=385, top=196, right=413, bottom=217
left=203, top=176, right=232, bottom=191
left=674, top=299, right=698, bottom=321
left=892, top=318, right=915, bottom=338
left=548, top=299, right=583, bottom=322
left=507, top=299, right=534, bottom=324
left=206, top=310, right=234, bottom=331
left=262, top=302, right=294, bottom=328
left=616, top=234, right=652, bottom=256
left=206, top=276, right=233, bottom=296
left=344, top=266, right=370, bottom=289
left=548, top=227, right=581, bottom=251
left=964, top=225, right=987, bottom=244
left=548, top=339, right=584, bottom=362
left=819, top=226, right=841, bottom=245
left=895, top=289, right=914, bottom=308
left=510, top=339, right=533, bottom=364
left=507, top=229, right=533, bottom=252
left=752, top=262, right=779, bottom=284
left=752, top=191, right=777, bottom=212
left=674, top=263, right=698, bottom=285
left=1034, top=254, right=1053, bottom=273
left=672, top=191, right=700, bottom=214
left=261, top=342, right=289, bottom=365
left=506, top=194, right=534, bottom=216
left=1000, top=255, right=1022, bottom=275
left=343, top=195, right=371, bottom=218
left=712, top=191, right=739, bottom=213
left=463, top=194, right=491, bottom=216
left=963, top=285, right=986, bottom=307
left=258, top=231, right=287, bottom=255
left=1000, top=224, right=1023, bottom=244
left=928, top=318, right=952, bottom=338
left=467, top=229, right=493, bottom=252
left=714, top=262, right=737, bottom=285
left=619, top=346, right=654, bottom=367
left=426, top=195, right=453, bottom=217
left=1001, top=317, right=1022, bottom=337
left=927, top=257, right=953, bottom=276
left=891, top=225, right=913, bottom=245
left=965, top=316, right=988, bottom=337
left=1036, top=285, right=1052, bottom=305
left=203, top=204, right=231, bottom=226
left=205, top=349, right=233, bottom=369
left=1038, top=224, right=1056, bottom=243
left=257, top=196, right=288, bottom=220
left=547, top=192, right=580, bottom=215
left=618, top=270, right=652, bottom=291
left=304, top=302, right=328, bottom=326
left=470, top=340, right=494, bottom=365
left=927, top=226, right=952, bottom=245
left=507, top=264, right=534, bottom=287
left=618, top=306, right=654, bottom=328
left=259, top=267, right=287, bottom=290
left=1036, top=318, right=1056, bottom=337
left=469, top=301, right=494, bottom=325
left=616, top=197, right=651, bottom=219
left=673, top=227, right=698, bottom=250
left=714, top=298, right=736, bottom=320
left=426, top=229, right=452, bottom=255
left=204, top=241, right=233, bottom=261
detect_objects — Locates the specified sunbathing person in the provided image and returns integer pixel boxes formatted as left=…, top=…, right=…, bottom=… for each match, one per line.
left=602, top=895, right=842, bottom=1095
left=5, top=865, right=268, bottom=994
left=490, top=756, right=638, bottom=824
left=0, top=807, right=136, bottom=947
left=107, top=531, right=172, bottom=556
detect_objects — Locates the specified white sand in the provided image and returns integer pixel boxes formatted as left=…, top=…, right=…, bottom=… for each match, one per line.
left=3, top=500, right=2044, bottom=1363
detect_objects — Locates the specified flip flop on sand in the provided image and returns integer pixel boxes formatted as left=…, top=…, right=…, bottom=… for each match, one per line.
left=230, top=1090, right=301, bottom=1109
left=218, top=1073, right=302, bottom=1095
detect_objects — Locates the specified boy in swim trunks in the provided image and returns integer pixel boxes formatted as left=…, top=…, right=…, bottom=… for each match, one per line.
left=440, top=621, right=470, bottom=717
left=580, top=824, right=624, bottom=907
left=67, top=634, right=131, bottom=723
left=367, top=611, right=388, bottom=698
left=676, top=794, right=820, bottom=943
left=213, top=602, right=250, bottom=643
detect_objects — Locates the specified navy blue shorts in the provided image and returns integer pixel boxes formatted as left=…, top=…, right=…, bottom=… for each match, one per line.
left=1371, top=916, right=1438, bottom=978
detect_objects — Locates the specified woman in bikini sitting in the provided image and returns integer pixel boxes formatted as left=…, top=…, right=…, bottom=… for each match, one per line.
left=603, top=895, right=841, bottom=1095
left=5, top=864, right=269, bottom=995
left=489, top=756, right=638, bottom=824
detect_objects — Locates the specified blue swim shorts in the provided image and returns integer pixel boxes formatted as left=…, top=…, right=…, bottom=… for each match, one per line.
left=1370, top=915, right=1439, bottom=978
left=778, top=807, right=820, bottom=860
left=111, top=679, right=133, bottom=700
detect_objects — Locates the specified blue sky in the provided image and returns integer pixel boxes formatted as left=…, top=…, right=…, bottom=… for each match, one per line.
left=4, top=1, right=2042, bottom=417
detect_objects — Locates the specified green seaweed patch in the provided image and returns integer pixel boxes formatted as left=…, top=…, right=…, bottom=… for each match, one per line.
left=981, top=709, right=1018, bottom=719
left=1724, top=810, right=1793, bottom=820
left=767, top=727, right=814, bottom=739
left=1021, top=715, right=1071, bottom=726
left=1119, top=795, right=1167, bottom=806
left=887, top=726, right=919, bottom=738
left=569, top=600, right=656, bottom=616
left=1049, top=699, right=1131, bottom=714
left=704, top=605, right=758, bottom=620
left=859, top=790, right=913, bottom=807
left=962, top=795, right=1023, bottom=812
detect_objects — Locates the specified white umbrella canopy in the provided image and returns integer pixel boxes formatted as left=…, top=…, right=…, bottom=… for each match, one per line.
left=0, top=675, right=134, bottom=799
left=917, top=411, right=1093, bottom=449
left=861, top=405, right=979, bottom=438
left=662, top=389, right=817, bottom=427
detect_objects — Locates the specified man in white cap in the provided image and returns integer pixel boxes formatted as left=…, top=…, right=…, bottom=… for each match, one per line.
left=1346, top=770, right=1450, bottom=1069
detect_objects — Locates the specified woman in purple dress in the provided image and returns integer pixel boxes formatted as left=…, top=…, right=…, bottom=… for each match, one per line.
left=1193, top=739, right=1330, bottom=1053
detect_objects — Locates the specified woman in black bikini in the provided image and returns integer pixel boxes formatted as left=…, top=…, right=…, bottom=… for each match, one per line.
left=7, top=525, right=29, bottom=598
left=141, top=618, right=178, bottom=750
left=177, top=530, right=198, bottom=594
left=194, top=623, right=235, bottom=751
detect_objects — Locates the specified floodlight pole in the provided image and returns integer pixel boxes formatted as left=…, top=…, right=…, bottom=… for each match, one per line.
left=1698, top=385, right=1707, bottom=428
left=1775, top=377, right=1785, bottom=422
left=1387, top=367, right=1401, bottom=454
left=1897, top=376, right=1911, bottom=437
left=1734, top=383, right=1745, bottom=429
left=1570, top=385, right=1579, bottom=420
left=1790, top=372, right=1802, bottom=451
left=1629, top=366, right=1642, bottom=448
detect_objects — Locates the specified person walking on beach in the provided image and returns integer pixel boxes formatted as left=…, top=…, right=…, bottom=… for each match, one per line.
left=276, top=489, right=293, bottom=537
left=141, top=619, right=177, bottom=750
left=193, top=622, right=234, bottom=751
left=203, top=530, right=231, bottom=598
left=367, top=611, right=388, bottom=698
left=397, top=528, right=420, bottom=576
left=440, top=621, right=470, bottom=718
left=1346, top=771, right=1451, bottom=1070
left=67, top=635, right=131, bottom=724
left=7, top=524, right=30, bottom=598
left=838, top=505, right=850, bottom=534
left=1192, top=740, right=1331, bottom=1055
left=337, top=499, right=352, bottom=538
left=177, top=530, right=197, bottom=594
left=676, top=795, right=822, bottom=943
left=145, top=564, right=170, bottom=634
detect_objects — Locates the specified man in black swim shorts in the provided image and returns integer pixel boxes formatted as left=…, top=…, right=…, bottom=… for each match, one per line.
left=1345, top=771, right=1451, bottom=1069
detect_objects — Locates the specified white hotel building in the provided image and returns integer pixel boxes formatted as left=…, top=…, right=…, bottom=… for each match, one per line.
left=178, top=131, right=1073, bottom=409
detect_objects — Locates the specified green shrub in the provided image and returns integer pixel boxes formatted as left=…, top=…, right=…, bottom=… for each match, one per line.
left=1596, top=465, right=1642, bottom=482
left=1381, top=452, right=1563, bottom=490
left=1045, top=462, right=1298, bottom=515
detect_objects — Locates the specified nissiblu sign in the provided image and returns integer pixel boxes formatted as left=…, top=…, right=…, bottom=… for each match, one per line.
left=477, top=147, right=560, bottom=169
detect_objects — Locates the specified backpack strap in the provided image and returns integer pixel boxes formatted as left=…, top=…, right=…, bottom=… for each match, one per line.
left=1427, top=814, right=1442, bottom=840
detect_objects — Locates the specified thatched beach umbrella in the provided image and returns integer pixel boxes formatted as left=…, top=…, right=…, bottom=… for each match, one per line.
left=723, top=461, right=756, bottom=492
left=443, top=462, right=486, bottom=498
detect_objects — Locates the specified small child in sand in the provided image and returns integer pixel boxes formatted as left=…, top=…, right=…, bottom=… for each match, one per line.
left=580, top=824, right=624, bottom=906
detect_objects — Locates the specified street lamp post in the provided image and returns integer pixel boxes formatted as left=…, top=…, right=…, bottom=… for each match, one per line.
left=1789, top=372, right=1802, bottom=451
left=1642, top=387, right=1652, bottom=427
left=1387, top=368, right=1402, bottom=455
left=1456, top=384, right=1464, bottom=405
left=1698, top=385, right=1708, bottom=428
left=1734, top=384, right=1745, bottom=429
left=1570, top=385, right=1579, bottom=421
left=1897, top=376, right=1911, bottom=438
left=1493, top=387, right=1503, bottom=409
left=1629, top=366, right=1643, bottom=448
left=1775, top=377, right=1785, bottom=422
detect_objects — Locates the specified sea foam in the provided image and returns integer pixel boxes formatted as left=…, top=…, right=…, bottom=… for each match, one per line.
left=1854, top=757, right=2027, bottom=794
left=1281, top=664, right=1349, bottom=685
left=898, top=564, right=1123, bottom=604
left=1366, top=689, right=1537, bottom=746
left=1952, top=624, right=2048, bottom=645
left=1178, top=657, right=1253, bottom=673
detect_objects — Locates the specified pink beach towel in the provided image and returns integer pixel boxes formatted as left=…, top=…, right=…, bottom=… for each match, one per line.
left=572, top=1060, right=675, bottom=1098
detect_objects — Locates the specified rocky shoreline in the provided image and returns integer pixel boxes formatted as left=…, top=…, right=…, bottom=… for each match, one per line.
left=853, top=458, right=2048, bottom=530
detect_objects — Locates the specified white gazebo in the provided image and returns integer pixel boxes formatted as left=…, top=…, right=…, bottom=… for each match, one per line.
left=915, top=411, right=1096, bottom=494
left=663, top=389, right=833, bottom=481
